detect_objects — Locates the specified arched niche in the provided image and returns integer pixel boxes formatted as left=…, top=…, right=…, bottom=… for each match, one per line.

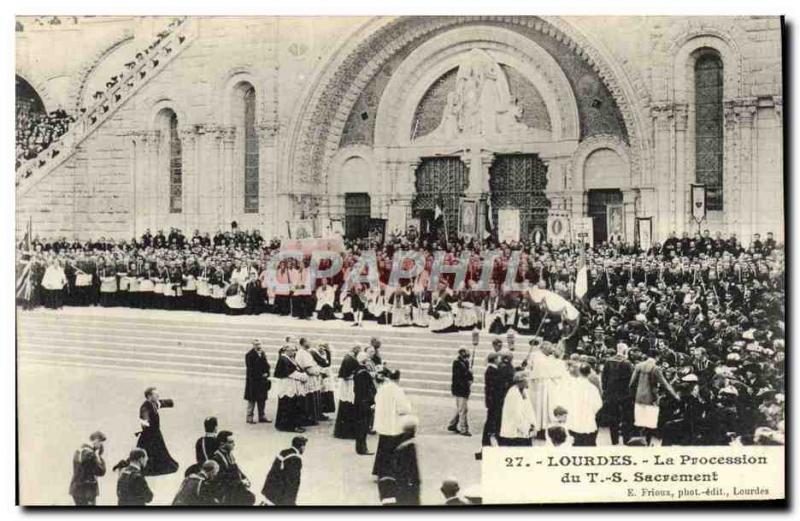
left=374, top=25, right=579, bottom=149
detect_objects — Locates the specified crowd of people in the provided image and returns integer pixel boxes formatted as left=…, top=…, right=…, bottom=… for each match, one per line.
left=16, top=18, right=185, bottom=174
left=33, top=224, right=784, bottom=504
left=69, top=335, right=481, bottom=506
left=15, top=106, right=74, bottom=170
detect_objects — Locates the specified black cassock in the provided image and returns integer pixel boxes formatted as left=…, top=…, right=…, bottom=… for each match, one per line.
left=377, top=436, right=421, bottom=506
left=274, top=355, right=305, bottom=432
left=261, top=447, right=303, bottom=505
left=333, top=354, right=359, bottom=439
left=392, top=437, right=421, bottom=505
left=353, top=366, right=376, bottom=454
left=210, top=449, right=255, bottom=505
left=136, top=400, right=179, bottom=476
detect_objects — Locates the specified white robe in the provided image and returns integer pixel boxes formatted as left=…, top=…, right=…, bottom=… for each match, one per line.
left=527, top=350, right=553, bottom=430
left=565, top=377, right=603, bottom=434
left=500, top=386, right=537, bottom=439
left=373, top=380, right=412, bottom=436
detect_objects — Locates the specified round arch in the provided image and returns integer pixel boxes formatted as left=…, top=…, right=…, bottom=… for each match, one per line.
left=214, top=68, right=265, bottom=125
left=69, top=30, right=135, bottom=112
left=568, top=134, right=631, bottom=193
left=15, top=71, right=57, bottom=113
left=374, top=25, right=579, bottom=147
left=285, top=16, right=647, bottom=191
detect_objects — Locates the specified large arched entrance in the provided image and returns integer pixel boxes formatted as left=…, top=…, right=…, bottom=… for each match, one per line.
left=285, top=16, right=645, bottom=243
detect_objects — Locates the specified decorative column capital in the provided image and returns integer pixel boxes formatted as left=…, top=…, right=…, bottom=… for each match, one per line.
left=674, top=103, right=689, bottom=131
left=649, top=101, right=675, bottom=130
left=255, top=123, right=280, bottom=140
left=210, top=125, right=236, bottom=143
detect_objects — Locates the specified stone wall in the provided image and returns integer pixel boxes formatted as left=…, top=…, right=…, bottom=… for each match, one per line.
left=16, top=16, right=784, bottom=243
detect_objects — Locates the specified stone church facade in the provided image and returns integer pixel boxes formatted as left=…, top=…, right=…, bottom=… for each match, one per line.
left=15, top=16, right=784, bottom=244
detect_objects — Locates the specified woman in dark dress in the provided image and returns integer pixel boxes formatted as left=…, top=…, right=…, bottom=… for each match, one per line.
left=136, top=387, right=179, bottom=476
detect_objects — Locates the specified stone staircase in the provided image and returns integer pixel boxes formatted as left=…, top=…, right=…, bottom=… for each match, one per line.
left=16, top=309, right=535, bottom=397
left=15, top=17, right=197, bottom=196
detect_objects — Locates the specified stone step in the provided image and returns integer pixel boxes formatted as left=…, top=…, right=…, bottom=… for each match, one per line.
left=15, top=309, right=526, bottom=398
left=19, top=311, right=528, bottom=346
left=16, top=337, right=484, bottom=389
left=17, top=326, right=506, bottom=359
left=17, top=350, right=454, bottom=397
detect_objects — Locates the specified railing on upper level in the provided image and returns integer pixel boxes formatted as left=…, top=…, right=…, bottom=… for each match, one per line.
left=16, top=17, right=196, bottom=193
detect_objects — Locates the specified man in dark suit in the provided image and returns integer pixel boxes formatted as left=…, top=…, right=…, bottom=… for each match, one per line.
left=116, top=448, right=154, bottom=506
left=244, top=339, right=271, bottom=424
left=69, top=431, right=107, bottom=506
left=601, top=343, right=635, bottom=445
left=481, top=353, right=504, bottom=446
left=447, top=348, right=473, bottom=436
left=261, top=436, right=307, bottom=506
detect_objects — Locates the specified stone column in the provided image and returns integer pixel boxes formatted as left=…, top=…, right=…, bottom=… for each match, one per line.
left=622, top=189, right=637, bottom=244
left=256, top=123, right=279, bottom=234
left=179, top=127, right=198, bottom=231
left=674, top=103, right=689, bottom=234
left=216, top=126, right=236, bottom=229
left=733, top=97, right=757, bottom=241
left=650, top=101, right=675, bottom=241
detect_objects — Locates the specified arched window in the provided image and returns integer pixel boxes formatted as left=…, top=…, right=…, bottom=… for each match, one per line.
left=243, top=86, right=259, bottom=213
left=157, top=108, right=182, bottom=213
left=694, top=51, right=724, bottom=210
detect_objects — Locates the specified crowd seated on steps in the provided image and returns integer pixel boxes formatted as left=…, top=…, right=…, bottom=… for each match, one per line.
left=15, top=18, right=186, bottom=174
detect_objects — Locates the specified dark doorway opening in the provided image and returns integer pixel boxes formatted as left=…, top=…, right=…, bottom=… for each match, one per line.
left=345, top=192, right=371, bottom=239
left=587, top=189, right=623, bottom=246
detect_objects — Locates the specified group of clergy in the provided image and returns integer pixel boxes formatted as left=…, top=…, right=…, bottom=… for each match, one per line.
left=479, top=338, right=604, bottom=447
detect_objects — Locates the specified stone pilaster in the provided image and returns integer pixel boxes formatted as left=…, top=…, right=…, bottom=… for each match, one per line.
left=650, top=101, right=675, bottom=240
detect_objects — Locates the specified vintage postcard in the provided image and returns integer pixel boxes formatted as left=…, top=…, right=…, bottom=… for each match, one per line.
left=14, top=14, right=785, bottom=506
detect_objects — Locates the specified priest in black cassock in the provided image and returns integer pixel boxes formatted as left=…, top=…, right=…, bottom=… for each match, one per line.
left=333, top=344, right=361, bottom=439
left=273, top=345, right=309, bottom=433
left=312, top=342, right=336, bottom=414
left=136, top=387, right=179, bottom=476
left=261, top=436, right=308, bottom=506
left=244, top=339, right=271, bottom=424
left=391, top=416, right=421, bottom=505
left=354, top=352, right=376, bottom=455
left=377, top=415, right=421, bottom=506
left=210, top=431, right=255, bottom=505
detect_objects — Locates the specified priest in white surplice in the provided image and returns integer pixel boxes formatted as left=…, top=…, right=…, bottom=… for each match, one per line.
left=372, top=369, right=413, bottom=478
left=525, top=339, right=558, bottom=438
left=499, top=372, right=537, bottom=446
left=565, top=363, right=603, bottom=446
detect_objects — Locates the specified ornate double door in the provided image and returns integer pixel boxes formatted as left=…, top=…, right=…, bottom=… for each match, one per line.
left=412, top=157, right=468, bottom=237
left=489, top=154, right=549, bottom=241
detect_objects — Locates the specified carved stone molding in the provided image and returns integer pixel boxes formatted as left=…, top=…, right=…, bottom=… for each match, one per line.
left=289, top=15, right=648, bottom=190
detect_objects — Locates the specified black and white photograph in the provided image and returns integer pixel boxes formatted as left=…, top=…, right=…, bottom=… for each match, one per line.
left=11, top=9, right=787, bottom=508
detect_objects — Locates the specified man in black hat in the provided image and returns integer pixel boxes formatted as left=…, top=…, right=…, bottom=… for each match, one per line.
left=69, top=431, right=107, bottom=506
left=244, top=339, right=271, bottom=424
left=261, top=436, right=307, bottom=506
